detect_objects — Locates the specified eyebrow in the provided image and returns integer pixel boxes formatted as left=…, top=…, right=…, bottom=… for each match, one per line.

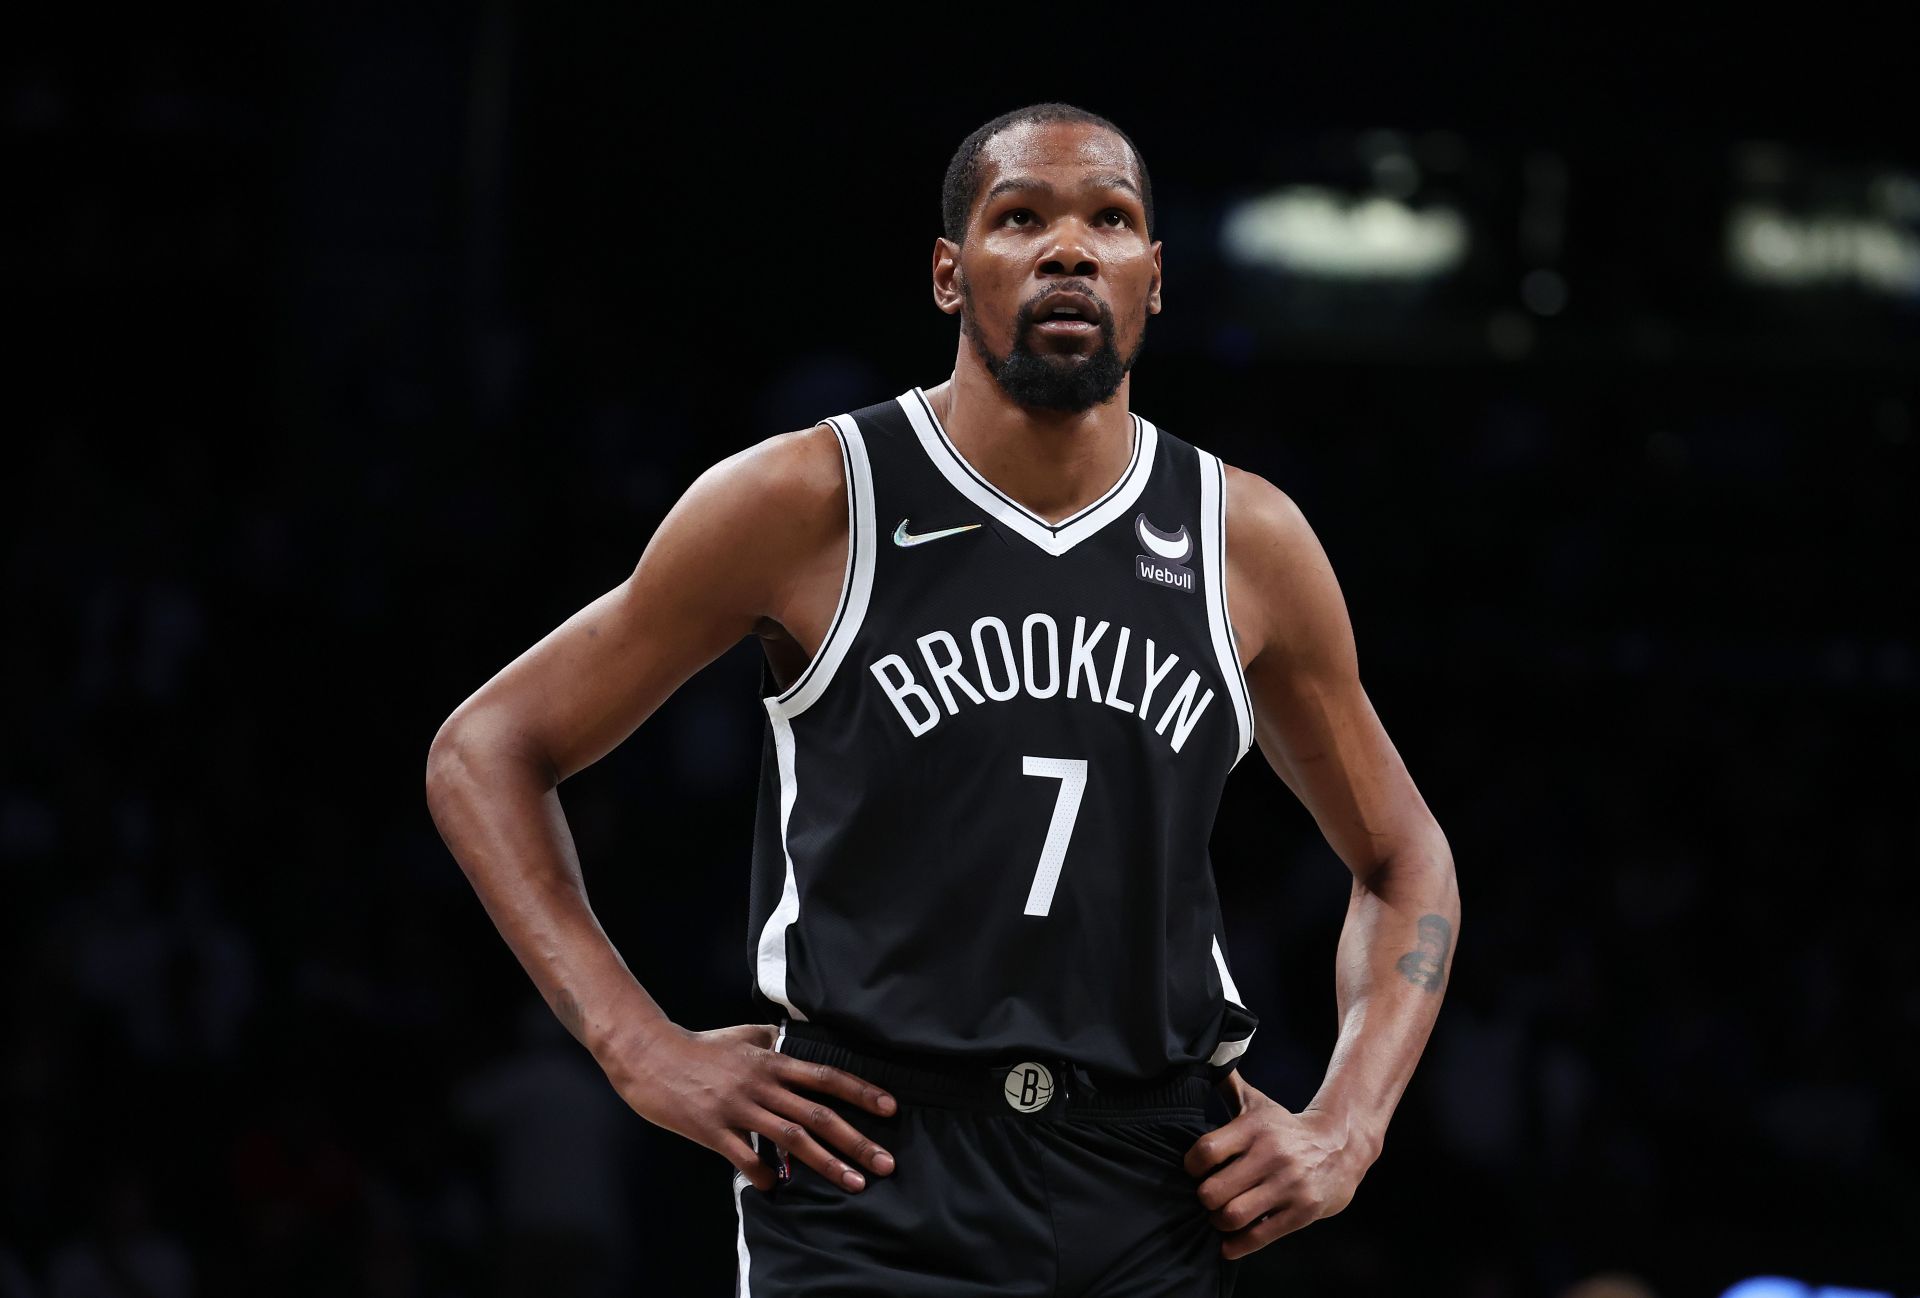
left=981, top=173, right=1143, bottom=208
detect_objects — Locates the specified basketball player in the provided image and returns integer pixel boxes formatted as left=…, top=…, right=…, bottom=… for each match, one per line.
left=426, top=103, right=1459, bottom=1295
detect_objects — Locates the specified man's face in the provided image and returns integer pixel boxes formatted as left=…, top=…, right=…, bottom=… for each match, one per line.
left=945, top=120, right=1162, bottom=414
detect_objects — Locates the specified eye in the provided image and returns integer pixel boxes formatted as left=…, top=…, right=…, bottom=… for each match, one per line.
left=1001, top=208, right=1035, bottom=227
left=1101, top=209, right=1131, bottom=227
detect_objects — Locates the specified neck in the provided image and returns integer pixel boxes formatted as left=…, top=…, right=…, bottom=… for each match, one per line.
left=926, top=352, right=1135, bottom=526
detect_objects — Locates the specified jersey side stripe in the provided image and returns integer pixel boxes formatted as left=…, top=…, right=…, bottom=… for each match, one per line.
left=755, top=709, right=807, bottom=1020
left=767, top=414, right=878, bottom=719
left=732, top=1164, right=754, bottom=1297
left=1197, top=448, right=1255, bottom=764
left=756, top=414, right=878, bottom=1022
left=1208, top=933, right=1257, bottom=1067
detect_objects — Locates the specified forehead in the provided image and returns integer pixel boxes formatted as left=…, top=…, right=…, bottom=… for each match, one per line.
left=975, top=119, right=1139, bottom=196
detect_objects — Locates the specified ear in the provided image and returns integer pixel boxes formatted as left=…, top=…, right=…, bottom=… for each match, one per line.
left=932, top=236, right=964, bottom=317
left=1146, top=240, right=1163, bottom=315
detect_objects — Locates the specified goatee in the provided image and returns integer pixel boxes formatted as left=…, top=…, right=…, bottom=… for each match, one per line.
left=961, top=280, right=1146, bottom=414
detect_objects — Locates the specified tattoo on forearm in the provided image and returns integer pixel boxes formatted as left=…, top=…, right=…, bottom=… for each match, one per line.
left=553, top=988, right=586, bottom=1041
left=1395, top=915, right=1451, bottom=992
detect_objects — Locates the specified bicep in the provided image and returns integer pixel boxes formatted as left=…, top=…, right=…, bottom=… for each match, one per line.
left=439, top=429, right=842, bottom=783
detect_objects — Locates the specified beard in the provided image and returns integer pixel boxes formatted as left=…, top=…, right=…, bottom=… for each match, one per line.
left=960, top=278, right=1146, bottom=414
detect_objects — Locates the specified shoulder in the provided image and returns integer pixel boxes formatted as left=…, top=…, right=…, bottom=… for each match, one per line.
left=662, top=422, right=849, bottom=550
left=1217, top=461, right=1353, bottom=673
left=633, top=422, right=848, bottom=612
left=1221, top=462, right=1313, bottom=559
left=1161, top=429, right=1309, bottom=553
left=701, top=421, right=847, bottom=516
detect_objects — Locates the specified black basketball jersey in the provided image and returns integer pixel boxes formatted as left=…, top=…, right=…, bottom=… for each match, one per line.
left=745, top=386, right=1259, bottom=1083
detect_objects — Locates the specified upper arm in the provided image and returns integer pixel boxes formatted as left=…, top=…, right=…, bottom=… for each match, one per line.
left=432, top=423, right=848, bottom=783
left=1223, top=465, right=1443, bottom=871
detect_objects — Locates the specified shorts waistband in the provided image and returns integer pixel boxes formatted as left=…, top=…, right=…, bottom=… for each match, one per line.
left=774, top=1021, right=1215, bottom=1120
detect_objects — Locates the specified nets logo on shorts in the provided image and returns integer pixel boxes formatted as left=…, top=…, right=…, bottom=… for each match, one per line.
left=1003, top=1062, right=1055, bottom=1112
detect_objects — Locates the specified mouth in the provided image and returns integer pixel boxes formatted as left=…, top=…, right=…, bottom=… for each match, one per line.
left=1033, top=318, right=1099, bottom=338
left=1028, top=291, right=1105, bottom=341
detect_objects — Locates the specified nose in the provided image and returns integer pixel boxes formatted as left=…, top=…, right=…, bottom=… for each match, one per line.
left=1038, top=221, right=1100, bottom=282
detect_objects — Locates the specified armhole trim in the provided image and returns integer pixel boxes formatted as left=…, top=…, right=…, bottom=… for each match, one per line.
left=765, top=415, right=876, bottom=720
left=1197, top=448, right=1255, bottom=766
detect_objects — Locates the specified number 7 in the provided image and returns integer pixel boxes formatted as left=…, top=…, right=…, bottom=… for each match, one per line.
left=1021, top=755, right=1088, bottom=917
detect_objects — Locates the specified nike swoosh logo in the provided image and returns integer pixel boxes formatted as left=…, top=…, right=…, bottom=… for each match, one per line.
left=893, top=518, right=983, bottom=548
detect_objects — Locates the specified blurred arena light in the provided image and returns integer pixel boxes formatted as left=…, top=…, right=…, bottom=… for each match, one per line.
left=1726, top=145, right=1920, bottom=295
left=1221, top=186, right=1469, bottom=278
left=1719, top=1278, right=1903, bottom=1298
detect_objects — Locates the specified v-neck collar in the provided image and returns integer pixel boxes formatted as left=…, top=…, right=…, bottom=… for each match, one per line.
left=898, top=386, right=1160, bottom=558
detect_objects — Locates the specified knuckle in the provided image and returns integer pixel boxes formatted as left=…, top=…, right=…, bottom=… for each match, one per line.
left=778, top=1121, right=802, bottom=1142
left=807, top=1104, right=828, bottom=1127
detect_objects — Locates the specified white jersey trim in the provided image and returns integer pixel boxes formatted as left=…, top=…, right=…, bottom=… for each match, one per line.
left=1208, top=933, right=1257, bottom=1068
left=900, top=386, right=1159, bottom=557
left=755, top=706, right=807, bottom=1020
left=1197, top=448, right=1255, bottom=765
left=1208, top=1036, right=1252, bottom=1068
left=732, top=1162, right=754, bottom=1297
left=765, top=414, right=877, bottom=721
left=755, top=414, right=875, bottom=1023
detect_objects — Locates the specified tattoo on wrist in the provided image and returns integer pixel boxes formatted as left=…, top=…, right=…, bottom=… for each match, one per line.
left=1395, top=915, right=1451, bottom=992
left=553, top=989, right=586, bottom=1041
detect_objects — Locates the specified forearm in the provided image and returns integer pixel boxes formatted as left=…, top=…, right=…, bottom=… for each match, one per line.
left=1304, top=835, right=1459, bottom=1158
left=425, top=714, right=671, bottom=1057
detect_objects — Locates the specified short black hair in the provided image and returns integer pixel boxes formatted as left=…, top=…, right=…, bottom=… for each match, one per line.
left=941, top=102, right=1154, bottom=248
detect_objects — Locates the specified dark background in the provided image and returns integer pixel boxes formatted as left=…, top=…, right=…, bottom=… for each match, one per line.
left=4, top=9, right=1914, bottom=1298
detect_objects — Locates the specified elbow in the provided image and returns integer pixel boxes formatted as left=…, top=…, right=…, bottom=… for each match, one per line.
left=424, top=705, right=555, bottom=817
left=1365, top=827, right=1458, bottom=917
left=1420, top=825, right=1460, bottom=910
left=425, top=705, right=498, bottom=811
left=424, top=714, right=469, bottom=817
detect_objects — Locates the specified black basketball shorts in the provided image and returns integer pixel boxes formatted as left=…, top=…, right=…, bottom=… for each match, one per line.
left=731, top=1022, right=1243, bottom=1297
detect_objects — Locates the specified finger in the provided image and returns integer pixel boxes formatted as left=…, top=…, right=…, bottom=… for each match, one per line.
left=1220, top=1204, right=1311, bottom=1260
left=1183, top=1116, right=1255, bottom=1179
left=762, top=1088, right=896, bottom=1177
left=1209, top=1186, right=1288, bottom=1235
left=717, top=1132, right=775, bottom=1194
left=775, top=1054, right=898, bottom=1118
left=1193, top=1145, right=1273, bottom=1213
left=753, top=1107, right=871, bottom=1192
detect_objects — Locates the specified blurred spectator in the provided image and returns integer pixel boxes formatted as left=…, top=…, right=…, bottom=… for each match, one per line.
left=43, top=1171, right=193, bottom=1298
left=454, top=998, right=635, bottom=1298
